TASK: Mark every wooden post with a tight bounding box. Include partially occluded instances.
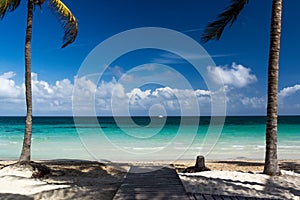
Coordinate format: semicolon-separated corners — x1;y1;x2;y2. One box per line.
194;155;206;172
183;155;209;173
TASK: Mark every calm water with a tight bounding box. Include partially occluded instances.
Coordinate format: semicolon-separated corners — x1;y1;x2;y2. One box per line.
0;116;299;161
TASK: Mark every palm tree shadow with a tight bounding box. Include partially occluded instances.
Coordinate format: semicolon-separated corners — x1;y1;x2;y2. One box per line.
279;161;300;173
180;171;298;200
31;160;127;200
213;160;264;167
0;193;33;200
264;175;300;198
0;160;128;199
212;160;300;173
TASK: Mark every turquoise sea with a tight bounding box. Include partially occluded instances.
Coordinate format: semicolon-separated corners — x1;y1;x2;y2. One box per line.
0;116;299;162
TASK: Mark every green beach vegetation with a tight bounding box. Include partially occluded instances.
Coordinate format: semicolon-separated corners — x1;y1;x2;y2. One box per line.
201;0;282;176
0;0;78;165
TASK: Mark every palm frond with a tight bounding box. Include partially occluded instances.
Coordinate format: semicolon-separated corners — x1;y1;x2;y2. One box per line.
49;0;78;48
201;0;248;43
0;0;21;19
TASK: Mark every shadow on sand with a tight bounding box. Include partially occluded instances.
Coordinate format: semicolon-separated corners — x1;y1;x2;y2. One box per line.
180;172;298;200
0;160;127;200
213;160;300;173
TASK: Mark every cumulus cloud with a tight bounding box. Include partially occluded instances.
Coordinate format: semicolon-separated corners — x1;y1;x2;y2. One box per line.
0;72;74;114
278;84;300;114
0;71;212;115
123;87;212;116
207;63;257;88
1;70;299;116
0;72;22;98
34;78;73;111
227;84;300;114
279;84;300;97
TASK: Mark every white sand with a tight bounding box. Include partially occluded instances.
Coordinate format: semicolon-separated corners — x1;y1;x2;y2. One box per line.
0;176;70;195
179;170;300;200
0;164;71;195
0;160;299;199
0;160;128;200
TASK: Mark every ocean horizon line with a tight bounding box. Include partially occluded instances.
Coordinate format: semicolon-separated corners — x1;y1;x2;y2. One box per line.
0;115;300;117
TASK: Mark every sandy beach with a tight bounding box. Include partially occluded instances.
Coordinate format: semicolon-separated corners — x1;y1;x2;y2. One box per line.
176;160;300;200
0;159;299;199
0;160;129;200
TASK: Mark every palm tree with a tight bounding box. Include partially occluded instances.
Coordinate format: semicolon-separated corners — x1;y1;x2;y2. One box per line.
202;0;282;175
0;0;78;164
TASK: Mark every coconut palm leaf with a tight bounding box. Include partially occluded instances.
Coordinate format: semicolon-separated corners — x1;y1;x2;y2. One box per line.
201;0;248;43
0;0;21;19
49;0;78;48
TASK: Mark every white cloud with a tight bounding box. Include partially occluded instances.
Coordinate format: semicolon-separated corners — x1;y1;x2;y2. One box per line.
279;84;300;97
207;63;257;88
31;73;74;113
241;97;265;108
124;87;211;115
1;71;300;116
127;88;151;101
278;84;300;114
72;75;212;116
0;72;22;98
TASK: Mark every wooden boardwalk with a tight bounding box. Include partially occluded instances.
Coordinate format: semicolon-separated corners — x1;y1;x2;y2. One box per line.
187;193;275;200
113;165;277;200
113;165;190;199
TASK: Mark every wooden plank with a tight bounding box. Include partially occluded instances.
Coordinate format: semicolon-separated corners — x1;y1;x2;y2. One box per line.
191;193;276;200
113;165;190;200
212;195;224;200
220;195;233;200
114;165;276;200
114;194;189;199
193;193;206;200
186;193;196;200
236;197;247;200
202;194;215;200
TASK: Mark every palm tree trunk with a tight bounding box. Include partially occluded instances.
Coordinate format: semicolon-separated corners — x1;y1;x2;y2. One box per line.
19;0;33;163
263;0;282;176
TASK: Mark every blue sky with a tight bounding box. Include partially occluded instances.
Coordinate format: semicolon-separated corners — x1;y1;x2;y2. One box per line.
0;0;299;116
